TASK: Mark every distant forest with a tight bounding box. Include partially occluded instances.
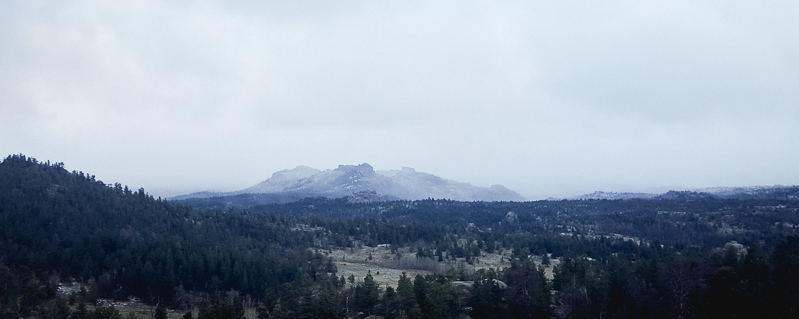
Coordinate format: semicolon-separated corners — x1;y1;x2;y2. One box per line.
2;154;799;319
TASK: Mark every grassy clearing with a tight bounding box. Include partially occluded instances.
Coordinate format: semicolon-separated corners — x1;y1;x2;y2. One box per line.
322;246;559;286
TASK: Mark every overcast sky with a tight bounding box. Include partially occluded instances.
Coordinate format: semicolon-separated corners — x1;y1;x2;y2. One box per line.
2;1;798;199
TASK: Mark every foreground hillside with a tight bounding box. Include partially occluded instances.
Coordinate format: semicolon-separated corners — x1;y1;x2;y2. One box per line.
0;155;337;317
3;154;799;319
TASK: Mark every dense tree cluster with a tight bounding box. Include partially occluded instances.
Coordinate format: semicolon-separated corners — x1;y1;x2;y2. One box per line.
0;155;334;314
245;195;799;248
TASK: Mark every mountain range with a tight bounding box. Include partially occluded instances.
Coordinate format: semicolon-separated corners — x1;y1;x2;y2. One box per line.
172;163;526;202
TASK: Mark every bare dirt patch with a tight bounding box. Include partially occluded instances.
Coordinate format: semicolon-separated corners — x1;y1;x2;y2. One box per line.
334;261;432;288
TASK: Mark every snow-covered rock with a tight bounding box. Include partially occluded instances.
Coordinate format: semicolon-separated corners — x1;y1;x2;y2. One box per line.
176;163;525;202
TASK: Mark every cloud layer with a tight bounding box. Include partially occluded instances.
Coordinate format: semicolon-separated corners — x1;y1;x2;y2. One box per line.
2;1;798;198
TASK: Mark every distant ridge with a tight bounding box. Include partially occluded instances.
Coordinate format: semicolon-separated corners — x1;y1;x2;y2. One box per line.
172;163;525;203
567;185;799;201
570;191;658;200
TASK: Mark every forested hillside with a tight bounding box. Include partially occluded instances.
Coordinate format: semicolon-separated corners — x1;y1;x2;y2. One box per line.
3;154;799;319
185;191;799;251
0;155;337;317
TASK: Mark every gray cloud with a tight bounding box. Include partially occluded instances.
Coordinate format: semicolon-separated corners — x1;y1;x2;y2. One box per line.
1;1;798;199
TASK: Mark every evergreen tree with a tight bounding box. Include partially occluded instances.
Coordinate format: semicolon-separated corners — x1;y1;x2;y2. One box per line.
154;303;167;319
91;307;122;319
197;301;244;319
355;273;380;315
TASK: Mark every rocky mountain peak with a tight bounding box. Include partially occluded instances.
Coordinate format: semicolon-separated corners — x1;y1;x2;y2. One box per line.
176;164;526;202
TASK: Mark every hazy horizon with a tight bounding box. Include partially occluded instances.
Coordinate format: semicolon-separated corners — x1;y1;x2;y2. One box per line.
79;161;794;201
3;1;798;200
